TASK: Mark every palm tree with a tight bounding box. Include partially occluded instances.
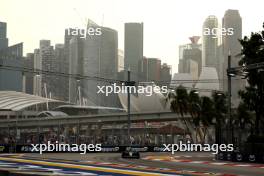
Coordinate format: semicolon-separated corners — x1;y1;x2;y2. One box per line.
239;23;264;135
200;96;215;143
236;103;253;129
211;92;227;144
238;87;258;134
188;90;202;143
235;102;254;146
166;88;228;144
166;86;193;141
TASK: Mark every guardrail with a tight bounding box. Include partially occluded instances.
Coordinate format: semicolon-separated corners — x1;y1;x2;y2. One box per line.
0;111;191;128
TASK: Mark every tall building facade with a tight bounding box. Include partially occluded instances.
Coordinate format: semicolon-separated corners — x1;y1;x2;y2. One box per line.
83;23;119;107
23;53;34;94
178;44;188;73
138;57;171;86
202;16;219;70
147;58;161;83
0;57;23;91
222;9;245;106
0;42;23;92
54;44;67;101
39;40;56;98
33;49;41;96
178;37;202;80
0;22;23;92
0;22;8;50
124;23;143;82
160;63;172;87
138;57;148;81
0;43;23;57
62;28;77;101
34;40;62;100
118;49;124;72
69;37;84;104
33;39;69;101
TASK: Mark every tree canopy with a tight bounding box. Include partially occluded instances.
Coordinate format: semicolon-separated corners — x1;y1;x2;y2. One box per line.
239;23;264;135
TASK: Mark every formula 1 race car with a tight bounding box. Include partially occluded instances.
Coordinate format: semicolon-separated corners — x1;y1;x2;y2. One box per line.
121;147;140;159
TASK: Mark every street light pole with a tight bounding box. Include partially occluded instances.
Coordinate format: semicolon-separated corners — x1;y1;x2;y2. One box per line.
226;57;264;143
227;53;233;144
77;79;81;106
127;69;131;145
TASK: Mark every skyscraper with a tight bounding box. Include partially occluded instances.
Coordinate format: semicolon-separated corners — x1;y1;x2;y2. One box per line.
69;37;84;103
202;16;219;70
0;22;8;50
0;43;23;57
0;43;23;92
55;43;67;101
222;9;245;106
147;58;161;83
160;63;172;87
138;57;171;86
118;49;124;72
63;28;76;101
33;49;41;96
34;40;62;99
83;22;119;107
39;40;56;98
124;23;143;82
138;56;148;81
178;37;202;79
0;22;23;92
0;57;23;91
23;53;34;94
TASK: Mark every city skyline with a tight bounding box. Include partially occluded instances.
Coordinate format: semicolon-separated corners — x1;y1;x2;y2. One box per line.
1;0;264;74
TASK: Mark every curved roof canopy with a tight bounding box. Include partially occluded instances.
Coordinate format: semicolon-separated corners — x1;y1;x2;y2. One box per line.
0;91;62;111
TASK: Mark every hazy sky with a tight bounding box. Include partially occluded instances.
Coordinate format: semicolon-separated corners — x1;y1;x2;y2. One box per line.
1;0;264;74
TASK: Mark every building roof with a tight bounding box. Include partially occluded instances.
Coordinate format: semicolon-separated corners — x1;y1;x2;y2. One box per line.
37;111;68;117
56;105;125;111
118;86;170;113
0;91;62;111
158;124;187;135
